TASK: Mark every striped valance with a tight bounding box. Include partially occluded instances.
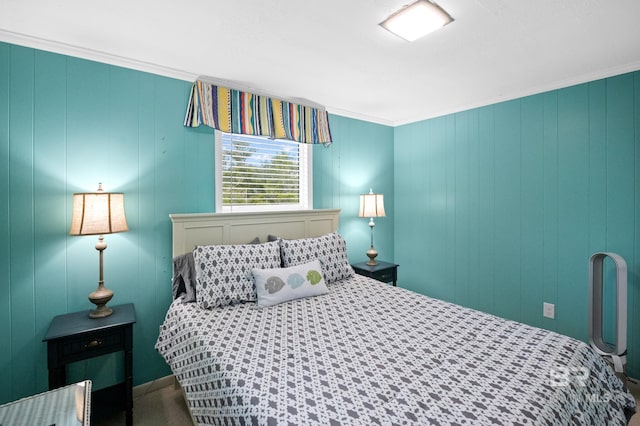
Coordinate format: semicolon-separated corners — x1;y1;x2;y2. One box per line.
184;80;332;145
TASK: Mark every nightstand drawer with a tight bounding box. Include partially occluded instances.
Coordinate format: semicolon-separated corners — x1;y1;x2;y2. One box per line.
351;261;399;286
372;269;395;282
60;329;125;360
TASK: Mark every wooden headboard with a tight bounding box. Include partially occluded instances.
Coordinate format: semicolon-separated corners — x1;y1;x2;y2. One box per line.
169;209;341;257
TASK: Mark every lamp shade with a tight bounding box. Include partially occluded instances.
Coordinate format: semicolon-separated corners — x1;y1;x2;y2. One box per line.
359;193;386;218
70;190;128;236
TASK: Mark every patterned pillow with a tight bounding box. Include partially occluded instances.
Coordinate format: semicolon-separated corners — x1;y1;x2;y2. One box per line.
253;259;329;307
193;241;281;309
279;232;354;284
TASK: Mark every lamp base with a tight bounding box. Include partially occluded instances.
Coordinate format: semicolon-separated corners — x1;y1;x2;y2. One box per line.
366;246;379;266
88;282;114;318
89;305;113;319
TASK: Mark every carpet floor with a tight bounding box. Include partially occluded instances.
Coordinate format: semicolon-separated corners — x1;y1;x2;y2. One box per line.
92;376;640;425
92;381;192;426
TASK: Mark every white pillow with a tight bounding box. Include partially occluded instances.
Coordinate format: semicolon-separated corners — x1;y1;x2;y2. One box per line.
252;259;329;307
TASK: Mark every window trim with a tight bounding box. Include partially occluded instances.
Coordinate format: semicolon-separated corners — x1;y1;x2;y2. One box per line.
214;131;313;213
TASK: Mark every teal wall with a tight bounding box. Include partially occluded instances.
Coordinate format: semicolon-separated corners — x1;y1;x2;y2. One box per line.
394;72;640;378
0;42;394;404
4;38;638;404
0;42;215;404
316;115;395;265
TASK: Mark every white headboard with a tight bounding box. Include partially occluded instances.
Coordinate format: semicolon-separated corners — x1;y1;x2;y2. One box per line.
169;209;341;257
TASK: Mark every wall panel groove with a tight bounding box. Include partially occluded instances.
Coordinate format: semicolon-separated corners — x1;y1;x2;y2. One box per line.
0;41;13;405
395;71;640;377
0;43;215;402
0;42;395;403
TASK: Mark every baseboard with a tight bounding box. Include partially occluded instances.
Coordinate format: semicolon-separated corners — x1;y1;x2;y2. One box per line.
132;375;175;400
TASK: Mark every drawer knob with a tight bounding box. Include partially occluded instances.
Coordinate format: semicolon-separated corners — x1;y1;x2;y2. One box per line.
84;339;102;349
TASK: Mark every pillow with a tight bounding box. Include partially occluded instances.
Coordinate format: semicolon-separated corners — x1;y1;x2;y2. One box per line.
279;232;354;284
193;241;281;309
172;237;261;303
172;252;196;302
253;259;329;307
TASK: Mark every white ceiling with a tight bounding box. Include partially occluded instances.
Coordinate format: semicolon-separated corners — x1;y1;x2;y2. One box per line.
2;0;640;126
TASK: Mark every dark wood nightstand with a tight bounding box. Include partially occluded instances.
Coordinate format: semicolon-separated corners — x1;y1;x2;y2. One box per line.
351;261;399;286
43;303;136;426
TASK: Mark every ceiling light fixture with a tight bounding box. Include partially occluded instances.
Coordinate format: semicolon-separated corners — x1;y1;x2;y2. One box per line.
380;0;454;42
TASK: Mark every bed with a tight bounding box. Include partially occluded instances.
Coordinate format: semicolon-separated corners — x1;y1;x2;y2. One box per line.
156;210;636;425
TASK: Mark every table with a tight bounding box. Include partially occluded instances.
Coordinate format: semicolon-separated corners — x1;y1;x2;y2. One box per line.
0;380;91;426
43;303;136;426
351;260;399;286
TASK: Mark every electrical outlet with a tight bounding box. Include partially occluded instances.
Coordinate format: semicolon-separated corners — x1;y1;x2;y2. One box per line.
543;302;555;319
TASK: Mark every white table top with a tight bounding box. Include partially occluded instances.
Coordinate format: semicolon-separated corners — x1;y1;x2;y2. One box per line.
0;380;91;426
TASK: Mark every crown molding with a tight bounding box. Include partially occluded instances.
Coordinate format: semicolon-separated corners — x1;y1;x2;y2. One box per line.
325;106;395;127
0;29;198;82
6;29;635;129
394;61;640;126
0;30;346;115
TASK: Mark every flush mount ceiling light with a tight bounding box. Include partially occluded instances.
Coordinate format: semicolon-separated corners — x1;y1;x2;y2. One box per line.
380;0;454;42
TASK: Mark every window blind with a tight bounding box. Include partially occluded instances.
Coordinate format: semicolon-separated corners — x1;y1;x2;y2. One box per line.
220;133;309;210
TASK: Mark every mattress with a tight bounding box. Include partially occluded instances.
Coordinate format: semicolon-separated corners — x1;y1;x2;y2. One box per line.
156;274;636;425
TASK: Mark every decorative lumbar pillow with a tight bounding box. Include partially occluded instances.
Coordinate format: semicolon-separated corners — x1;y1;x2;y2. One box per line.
193;241;281;309
252;259;329;307
279;232;354;284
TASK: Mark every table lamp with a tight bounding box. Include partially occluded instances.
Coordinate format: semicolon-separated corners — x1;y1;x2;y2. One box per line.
359;189;386;266
70;183;128;318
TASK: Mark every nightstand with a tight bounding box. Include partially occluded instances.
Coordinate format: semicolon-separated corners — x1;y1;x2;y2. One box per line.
43;303;136;426
351;261;399;286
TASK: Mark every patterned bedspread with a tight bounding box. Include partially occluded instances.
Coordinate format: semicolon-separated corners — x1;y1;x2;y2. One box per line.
156;275;636;425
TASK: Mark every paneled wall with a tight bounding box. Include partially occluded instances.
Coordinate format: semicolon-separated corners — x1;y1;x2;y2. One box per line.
4;38;637;404
394;72;640;377
0;42;395;404
0;42;217;404
315;115;395;265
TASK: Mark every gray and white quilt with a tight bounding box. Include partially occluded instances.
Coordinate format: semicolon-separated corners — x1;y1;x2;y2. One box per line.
156;274;636;425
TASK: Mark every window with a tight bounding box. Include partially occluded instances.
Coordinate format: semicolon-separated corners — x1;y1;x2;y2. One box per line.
215;132;312;212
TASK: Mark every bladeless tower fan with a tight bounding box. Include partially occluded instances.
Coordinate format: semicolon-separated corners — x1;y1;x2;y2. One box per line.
588;252;628;378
